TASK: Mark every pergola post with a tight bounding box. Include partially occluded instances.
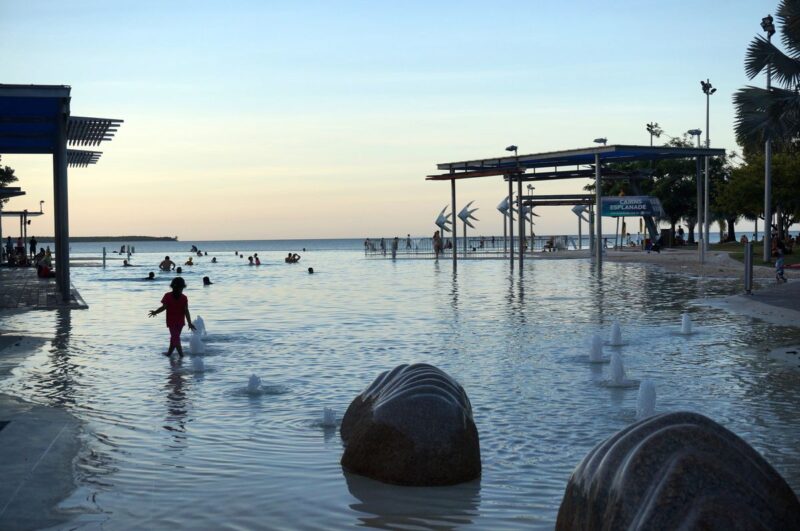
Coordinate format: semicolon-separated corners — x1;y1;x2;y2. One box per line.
697;156;704;263
595;153;602;265
508;175;514;267
517;175;523;269
53;98;70;301
450;177;457;269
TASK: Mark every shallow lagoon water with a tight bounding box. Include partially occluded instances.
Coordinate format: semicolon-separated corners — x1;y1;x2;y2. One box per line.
1;246;799;529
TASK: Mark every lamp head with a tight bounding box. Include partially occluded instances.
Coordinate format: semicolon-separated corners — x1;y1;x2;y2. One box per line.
505;145;518;153
701;79;716;95
761;14;775;36
593;137;607;145
687;129;702;136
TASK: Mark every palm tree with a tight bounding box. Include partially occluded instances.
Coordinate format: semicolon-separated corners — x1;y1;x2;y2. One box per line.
733;0;800;150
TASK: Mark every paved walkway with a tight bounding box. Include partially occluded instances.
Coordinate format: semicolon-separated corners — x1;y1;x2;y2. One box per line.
0;268;86;310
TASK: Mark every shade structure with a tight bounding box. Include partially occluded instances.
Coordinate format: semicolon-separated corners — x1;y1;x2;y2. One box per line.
426;143;728;268
431;144;727;176
0;84;122;302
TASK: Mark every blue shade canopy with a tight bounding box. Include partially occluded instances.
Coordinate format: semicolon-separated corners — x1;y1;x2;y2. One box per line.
0;85;122;164
0;85;70;154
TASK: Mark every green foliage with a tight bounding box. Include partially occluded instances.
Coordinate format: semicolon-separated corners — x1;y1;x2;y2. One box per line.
722;150;800;232
0;156;18;206
734;0;800;150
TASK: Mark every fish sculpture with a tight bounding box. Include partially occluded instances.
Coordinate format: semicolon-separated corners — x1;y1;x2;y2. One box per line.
457;201;479;229
435;206;452;233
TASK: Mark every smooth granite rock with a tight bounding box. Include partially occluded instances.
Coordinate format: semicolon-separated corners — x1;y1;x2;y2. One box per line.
556;411;800;530
340;363;481;486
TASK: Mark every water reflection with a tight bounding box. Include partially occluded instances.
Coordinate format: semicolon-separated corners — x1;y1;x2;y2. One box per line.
345;472;480;530
164;361;189;450
34;309;81;408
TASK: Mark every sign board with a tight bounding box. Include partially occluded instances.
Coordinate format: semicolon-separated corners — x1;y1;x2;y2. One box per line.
601;196;664;218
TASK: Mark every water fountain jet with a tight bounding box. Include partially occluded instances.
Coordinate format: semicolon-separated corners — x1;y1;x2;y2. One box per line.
610;321;623;346
680;313;692;335
610;351;625;385
636;379;656;419
589;334;605;363
322;407;337;428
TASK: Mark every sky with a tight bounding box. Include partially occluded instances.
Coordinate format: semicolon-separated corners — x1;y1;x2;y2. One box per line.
0;0;778;240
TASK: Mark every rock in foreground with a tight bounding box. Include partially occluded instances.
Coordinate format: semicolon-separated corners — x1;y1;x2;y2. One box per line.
340;363;480;486
556;411;800;530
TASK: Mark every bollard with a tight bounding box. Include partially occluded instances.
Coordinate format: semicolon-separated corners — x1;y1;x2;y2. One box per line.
102;246;106;268
744;241;753;295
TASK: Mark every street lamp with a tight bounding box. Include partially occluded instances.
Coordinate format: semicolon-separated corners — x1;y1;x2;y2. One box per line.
593;137;607;146
701;79;716;252
646;122;663;146
762;14;776;262
687;129;702;146
687;129;703;255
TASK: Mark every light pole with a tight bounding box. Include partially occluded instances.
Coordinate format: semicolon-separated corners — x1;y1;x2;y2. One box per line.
762;14;775;262
688;129;703;259
646;122;663;146
701;79;716;253
527;184;534;248
505;145;518;265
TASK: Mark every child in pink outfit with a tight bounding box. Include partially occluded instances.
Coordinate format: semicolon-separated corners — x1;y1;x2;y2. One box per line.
149;277;195;356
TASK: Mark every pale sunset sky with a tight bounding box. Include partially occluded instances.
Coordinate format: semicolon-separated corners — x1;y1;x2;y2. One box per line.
1;1;776;240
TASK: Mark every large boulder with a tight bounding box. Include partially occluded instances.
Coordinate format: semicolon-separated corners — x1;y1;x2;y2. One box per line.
556;411;800;530
340;363;481;486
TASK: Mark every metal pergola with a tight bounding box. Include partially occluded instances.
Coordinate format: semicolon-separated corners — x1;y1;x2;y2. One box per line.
0;84;122;300
427;144;726;269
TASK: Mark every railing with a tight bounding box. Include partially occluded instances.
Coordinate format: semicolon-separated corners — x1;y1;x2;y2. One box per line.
363;236;598;258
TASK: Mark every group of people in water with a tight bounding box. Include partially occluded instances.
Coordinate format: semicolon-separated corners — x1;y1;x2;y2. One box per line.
148;247;313;356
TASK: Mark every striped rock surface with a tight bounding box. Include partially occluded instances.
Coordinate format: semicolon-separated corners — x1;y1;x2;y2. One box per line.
340;363;481;486
556;411;800;530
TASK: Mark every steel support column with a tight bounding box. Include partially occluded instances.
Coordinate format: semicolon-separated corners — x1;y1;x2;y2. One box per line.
697;156;704;263
508;176;514;267
53;99;70;301
450;177;457;270
595;153;602;265
517;176;523;269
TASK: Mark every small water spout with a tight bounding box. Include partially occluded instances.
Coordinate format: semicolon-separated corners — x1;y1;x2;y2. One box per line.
610;321;623;346
610;351;625;385
194;316;207;337
636;379;656;419
189;330;205;354
680;313;692;335
589;334;604;362
247;374;262;393
322;407;337;428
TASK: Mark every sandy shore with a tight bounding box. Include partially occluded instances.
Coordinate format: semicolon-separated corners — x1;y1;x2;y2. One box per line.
0;334;83;531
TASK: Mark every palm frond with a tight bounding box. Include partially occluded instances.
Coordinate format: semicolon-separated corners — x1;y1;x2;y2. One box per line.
734;85;800;147
777;0;800;53
745;35;800;86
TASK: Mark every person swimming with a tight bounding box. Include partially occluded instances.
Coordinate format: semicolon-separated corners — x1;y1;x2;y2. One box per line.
248;256;254;266
285;252;301;264
145;271;155;280
308;267;314;274
176;266;183;274
211;257;217;263
185;257;194;266
159;256;176;271
203;276;213;286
